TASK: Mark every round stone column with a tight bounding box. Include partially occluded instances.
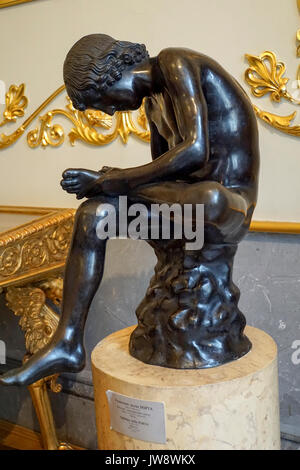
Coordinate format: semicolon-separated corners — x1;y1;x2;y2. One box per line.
91;325;280;450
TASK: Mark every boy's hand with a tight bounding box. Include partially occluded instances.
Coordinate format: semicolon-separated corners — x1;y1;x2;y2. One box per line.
61;167;125;199
84;168;129;198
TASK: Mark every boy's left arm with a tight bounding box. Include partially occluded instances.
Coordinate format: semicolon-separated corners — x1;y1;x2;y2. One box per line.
85;50;210;197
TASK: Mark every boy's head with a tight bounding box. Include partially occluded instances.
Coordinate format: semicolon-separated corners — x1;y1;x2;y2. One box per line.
63;34;149;112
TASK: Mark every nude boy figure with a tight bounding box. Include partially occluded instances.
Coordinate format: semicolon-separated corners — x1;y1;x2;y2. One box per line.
0;34;259;385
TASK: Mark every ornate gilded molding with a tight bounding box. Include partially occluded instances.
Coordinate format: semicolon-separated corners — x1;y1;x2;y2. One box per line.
0;208;75;287
0;84;150;150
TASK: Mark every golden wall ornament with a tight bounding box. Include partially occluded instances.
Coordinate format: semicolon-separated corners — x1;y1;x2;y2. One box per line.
244;2;300;137
244;50;300;137
0;83;28;127
0;84;150;150
245;51;299;104
0;1;298;146
252;106;300;137
0;85;65;150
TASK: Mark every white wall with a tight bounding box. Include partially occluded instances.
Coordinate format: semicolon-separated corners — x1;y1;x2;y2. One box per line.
0;0;299;221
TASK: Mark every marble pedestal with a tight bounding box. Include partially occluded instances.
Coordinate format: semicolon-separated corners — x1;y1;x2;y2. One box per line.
91;325;280;450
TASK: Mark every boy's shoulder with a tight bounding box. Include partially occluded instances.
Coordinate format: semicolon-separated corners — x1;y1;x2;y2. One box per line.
157;48;203;80
158;47;201;63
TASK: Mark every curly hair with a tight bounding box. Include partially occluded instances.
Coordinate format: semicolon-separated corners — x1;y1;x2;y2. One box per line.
63;34;149;110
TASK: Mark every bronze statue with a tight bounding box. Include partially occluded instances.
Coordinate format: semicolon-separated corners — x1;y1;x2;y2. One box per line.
0;34;259;386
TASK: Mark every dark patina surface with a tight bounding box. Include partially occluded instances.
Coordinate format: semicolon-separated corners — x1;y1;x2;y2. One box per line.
1;34;259;385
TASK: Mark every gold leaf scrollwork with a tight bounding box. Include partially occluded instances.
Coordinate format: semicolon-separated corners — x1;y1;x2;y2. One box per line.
253;106;300;137
27;112;65;148
244;51;300;136
243;2;300;137
37;278;63;306
0;209;75;282
0;83;150;150
47;374;62;394
6;278;63;356
0;84;65;149
1;4;298;148
245;51;298;104
6;285;59;355
46;220;73;259
0;245;22;276
0;83;28;127
22;239;48;269
84;108;113;129
58;97;150;148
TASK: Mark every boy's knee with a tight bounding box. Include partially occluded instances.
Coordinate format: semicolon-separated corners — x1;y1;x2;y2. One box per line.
77;199;94;218
204;185;230;224
75;198;105;232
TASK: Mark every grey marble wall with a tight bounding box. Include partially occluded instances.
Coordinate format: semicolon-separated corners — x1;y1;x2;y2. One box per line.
1;232;300;449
